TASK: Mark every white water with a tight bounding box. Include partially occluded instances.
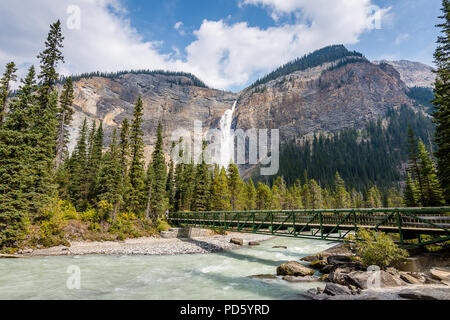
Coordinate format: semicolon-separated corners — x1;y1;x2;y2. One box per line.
216;101;237;168
0;237;336;300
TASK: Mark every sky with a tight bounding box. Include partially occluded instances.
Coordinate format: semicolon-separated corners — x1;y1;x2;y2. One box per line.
0;0;442;92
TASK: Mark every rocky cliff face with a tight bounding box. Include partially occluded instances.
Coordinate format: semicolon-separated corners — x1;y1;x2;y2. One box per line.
234;60;412;141
67;73;237;157
373;60;435;88
67;53;425;158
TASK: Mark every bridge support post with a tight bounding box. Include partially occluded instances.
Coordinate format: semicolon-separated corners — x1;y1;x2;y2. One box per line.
397;211;404;246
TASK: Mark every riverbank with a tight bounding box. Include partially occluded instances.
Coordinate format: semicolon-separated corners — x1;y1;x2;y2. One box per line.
8;233;273;257
297;244;450;300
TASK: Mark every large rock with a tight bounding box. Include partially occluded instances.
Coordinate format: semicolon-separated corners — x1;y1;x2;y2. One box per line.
277;262;315;277
230;238;244;246
430;267;450;284
344;270;404;290
310;260;327;270
323;283;352;296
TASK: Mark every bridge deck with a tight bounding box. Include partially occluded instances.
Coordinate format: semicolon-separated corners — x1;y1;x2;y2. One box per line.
168;208;450;248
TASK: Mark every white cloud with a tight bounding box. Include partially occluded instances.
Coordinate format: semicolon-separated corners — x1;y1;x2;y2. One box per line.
0;0;390;91
174;21;185;35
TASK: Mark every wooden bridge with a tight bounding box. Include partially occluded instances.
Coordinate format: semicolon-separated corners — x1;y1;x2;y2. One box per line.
168;207;450;248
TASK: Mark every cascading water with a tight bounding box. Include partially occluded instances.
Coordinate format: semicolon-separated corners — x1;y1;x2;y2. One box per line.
216;101;237;168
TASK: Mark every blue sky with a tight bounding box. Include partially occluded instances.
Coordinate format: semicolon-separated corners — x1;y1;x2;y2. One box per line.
0;0;443;92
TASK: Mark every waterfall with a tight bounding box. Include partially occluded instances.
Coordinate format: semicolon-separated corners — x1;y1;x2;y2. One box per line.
216;101;237;168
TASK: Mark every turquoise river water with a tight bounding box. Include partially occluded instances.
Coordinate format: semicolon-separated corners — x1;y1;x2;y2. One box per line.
0;237;336;300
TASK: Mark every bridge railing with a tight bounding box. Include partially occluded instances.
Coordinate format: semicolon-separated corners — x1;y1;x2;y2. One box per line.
168;208;450;245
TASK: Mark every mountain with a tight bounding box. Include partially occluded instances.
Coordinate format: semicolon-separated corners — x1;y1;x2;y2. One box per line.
66;71;237;156
235;47;413;142
373;60;435;88
65;45;434;189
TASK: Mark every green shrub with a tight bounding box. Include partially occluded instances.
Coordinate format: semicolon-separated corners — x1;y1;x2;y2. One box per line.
349;229;409;269
155;219;171;233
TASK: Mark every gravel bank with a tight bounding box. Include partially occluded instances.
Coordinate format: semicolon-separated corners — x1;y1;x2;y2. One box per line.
25;233;273;257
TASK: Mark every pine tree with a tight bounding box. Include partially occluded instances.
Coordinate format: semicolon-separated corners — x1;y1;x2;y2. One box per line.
166;152;176;211
309;179;323;209
366;186;382;208
334;172;351;208
256;182;272;210
404;173;418;207
55;77;74;169
244;179;257;210
95;128;122;219
31;20;65;214
433;0;450;203
407;126;425;204
126;96;146;214
192;143;212;211
227;163;245;210
211;167;231;211
150;122;167;219
0;62;17;125
0;66;37;247
417;140;445;206
87;121;104;201
69;118;89;210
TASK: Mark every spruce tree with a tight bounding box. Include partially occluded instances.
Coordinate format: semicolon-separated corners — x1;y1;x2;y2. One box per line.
150;122;168;219
55;77;74;169
166;156;176;211
0;67;37;247
417;140;445;206
95;128;122;219
334;172;351;208
227;163;245;210
256;182;272;210
69;118;89;210
244;179;257;210
433;0;450;203
404;173;418;207
211;167;232;211
87;121;104;200
192;148;212;212
126;96;146;214
31;20;65;213
0;62;17;125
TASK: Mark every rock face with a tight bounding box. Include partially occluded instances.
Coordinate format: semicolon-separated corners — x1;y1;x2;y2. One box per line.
67;73;237;157
65;50;427;160
234;60;412;142
277;261;315;277
373;60;435;88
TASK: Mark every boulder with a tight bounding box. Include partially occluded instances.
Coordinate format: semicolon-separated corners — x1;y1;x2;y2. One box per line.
344;270;404;290
321;264;336;274
310;260;327;270
249;242;260;246
327;255;352;265
323;283;352;296
248;274;278;280
277;261;315;277
400;273;425;285
273;246;287;249
307;287;324;296
230;238;243;246
301;255;318;262
430;267;450;283
283;276;319;283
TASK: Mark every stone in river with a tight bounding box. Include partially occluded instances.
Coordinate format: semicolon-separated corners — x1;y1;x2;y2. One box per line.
277;261;315;277
230;238;243;245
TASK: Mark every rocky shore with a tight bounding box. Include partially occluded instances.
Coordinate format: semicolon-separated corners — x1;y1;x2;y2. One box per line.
274;243;450;300
5;232;273;257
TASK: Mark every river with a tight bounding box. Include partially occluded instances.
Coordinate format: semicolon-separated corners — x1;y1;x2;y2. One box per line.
0;237;336;300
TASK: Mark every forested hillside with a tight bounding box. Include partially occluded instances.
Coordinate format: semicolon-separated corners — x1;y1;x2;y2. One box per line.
265;105;435;192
